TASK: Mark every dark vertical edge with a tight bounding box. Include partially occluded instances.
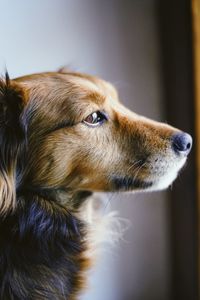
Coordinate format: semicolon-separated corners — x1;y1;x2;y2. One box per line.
156;0;198;300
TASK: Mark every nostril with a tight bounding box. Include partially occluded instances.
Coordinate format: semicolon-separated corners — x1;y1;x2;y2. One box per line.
172;132;192;155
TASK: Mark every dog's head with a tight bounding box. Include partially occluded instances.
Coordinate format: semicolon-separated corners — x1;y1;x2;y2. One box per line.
0;71;192;213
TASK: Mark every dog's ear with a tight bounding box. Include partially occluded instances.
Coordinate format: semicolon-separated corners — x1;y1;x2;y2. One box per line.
0;72;25;215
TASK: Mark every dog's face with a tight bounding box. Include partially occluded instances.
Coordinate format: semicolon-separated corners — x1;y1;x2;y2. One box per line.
14;71;191;193
0;71;192;213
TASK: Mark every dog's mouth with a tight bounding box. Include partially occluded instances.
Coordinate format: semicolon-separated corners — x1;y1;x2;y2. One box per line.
110;150;189;192
112;176;153;191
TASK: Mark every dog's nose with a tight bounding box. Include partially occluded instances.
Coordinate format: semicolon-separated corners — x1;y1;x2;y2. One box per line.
172;132;192;155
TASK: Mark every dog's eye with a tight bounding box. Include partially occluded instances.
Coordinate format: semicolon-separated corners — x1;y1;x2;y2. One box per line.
83;111;108;126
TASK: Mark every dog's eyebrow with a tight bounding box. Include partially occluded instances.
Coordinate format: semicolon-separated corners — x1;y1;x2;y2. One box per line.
68;77;106;103
83;91;106;105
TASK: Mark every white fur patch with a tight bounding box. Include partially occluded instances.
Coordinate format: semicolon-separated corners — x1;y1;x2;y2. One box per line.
78;193;130;256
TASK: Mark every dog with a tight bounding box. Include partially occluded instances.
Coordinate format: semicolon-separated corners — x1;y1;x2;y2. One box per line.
0;70;192;299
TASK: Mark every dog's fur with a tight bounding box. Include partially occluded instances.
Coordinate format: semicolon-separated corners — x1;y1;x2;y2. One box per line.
0;70;191;299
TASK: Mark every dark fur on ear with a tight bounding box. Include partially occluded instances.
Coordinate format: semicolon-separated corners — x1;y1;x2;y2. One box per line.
0;72;25;215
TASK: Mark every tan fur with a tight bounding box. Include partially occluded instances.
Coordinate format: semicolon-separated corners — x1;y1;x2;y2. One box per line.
0;77;26;215
0;70;189;299
0;168;16;215
14;71;185;196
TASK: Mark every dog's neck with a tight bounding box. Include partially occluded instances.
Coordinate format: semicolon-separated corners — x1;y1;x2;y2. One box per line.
0;193;91;299
18;186;93;210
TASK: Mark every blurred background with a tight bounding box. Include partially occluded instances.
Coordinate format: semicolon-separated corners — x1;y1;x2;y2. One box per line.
0;0;198;300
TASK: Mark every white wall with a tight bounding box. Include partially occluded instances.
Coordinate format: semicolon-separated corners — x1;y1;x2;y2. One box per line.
0;1;171;299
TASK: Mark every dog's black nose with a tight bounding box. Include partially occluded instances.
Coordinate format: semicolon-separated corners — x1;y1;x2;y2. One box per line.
172;132;192;155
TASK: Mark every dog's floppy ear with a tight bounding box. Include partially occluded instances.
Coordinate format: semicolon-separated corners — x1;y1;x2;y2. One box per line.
0;72;25;215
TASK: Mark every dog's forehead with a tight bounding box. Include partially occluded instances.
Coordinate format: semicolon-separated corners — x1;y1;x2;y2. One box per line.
66;75;120;106
15;72;122;127
68;76;99;92
16;72;119;106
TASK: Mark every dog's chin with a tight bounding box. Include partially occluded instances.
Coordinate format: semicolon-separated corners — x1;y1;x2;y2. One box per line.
112;157;187;192
111;170;180;193
148;170;180;192
148;159;187;192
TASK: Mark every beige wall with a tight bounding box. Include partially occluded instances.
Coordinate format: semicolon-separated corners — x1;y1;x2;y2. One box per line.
0;1;171;299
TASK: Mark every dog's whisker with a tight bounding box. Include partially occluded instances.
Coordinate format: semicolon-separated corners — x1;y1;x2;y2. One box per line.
127;159;143;172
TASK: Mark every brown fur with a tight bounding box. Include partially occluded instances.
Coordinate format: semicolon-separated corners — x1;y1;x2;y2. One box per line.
0;70;191;299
